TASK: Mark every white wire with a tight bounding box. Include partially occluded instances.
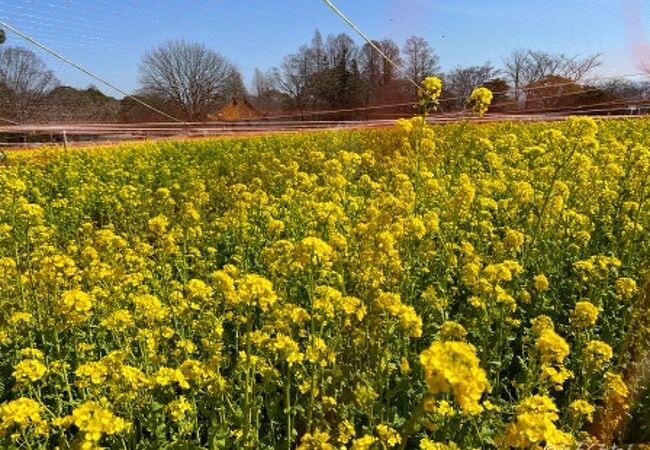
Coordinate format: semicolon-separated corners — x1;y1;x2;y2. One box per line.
321;0;420;89
0;116;19;125
0;19;184;123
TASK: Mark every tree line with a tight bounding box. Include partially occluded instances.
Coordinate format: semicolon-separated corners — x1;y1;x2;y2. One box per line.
1;29;649;123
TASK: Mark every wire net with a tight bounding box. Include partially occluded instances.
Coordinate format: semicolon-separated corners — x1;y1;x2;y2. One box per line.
0;0;649;143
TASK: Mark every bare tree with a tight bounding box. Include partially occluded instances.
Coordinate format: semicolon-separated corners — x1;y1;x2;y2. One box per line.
252;68;275;98
250;67;286;112
360;39;401;87
598;78;650;100
503;49;600;103
503;50;528;103
277;31;336;108
443;63;499;110
359;42;382;89
326;33;358;70
138;39;244;121
359;39;403;106
562;53;601;80
279;45;313;109
402;36;440;95
310;30;328;73
277;31;364;112
377;39;402;86
0;46;58;122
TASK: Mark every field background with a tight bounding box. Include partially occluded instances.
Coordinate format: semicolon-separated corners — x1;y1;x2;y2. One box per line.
0;117;649;448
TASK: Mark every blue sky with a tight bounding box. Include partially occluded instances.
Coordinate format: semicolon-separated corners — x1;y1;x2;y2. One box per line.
1;0;649;97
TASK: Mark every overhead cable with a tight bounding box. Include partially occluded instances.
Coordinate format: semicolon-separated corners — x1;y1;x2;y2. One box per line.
0;19;184;123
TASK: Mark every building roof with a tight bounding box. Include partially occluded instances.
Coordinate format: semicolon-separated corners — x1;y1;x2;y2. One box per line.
208;97;261;121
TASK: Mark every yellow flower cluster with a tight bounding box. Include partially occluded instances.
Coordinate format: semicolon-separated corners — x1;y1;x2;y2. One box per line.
614;277;637;299
56;289;93;325
57;401;129;446
0;116;647;448
351;435;376;450
296;430;334;450
531;315;555;336
533;274;549;292
535;329;570;365
0;398;47;438
468;87;493;117
604;372;629;407
541;364;573;391
235;273;277;312
420;440;460;450
569;399;596;423
419;341;488;415
571;301;599;328
574;255;621;281
376;291;423;337
375;424;401;447
418;76;443;109
437;320;467;341
12;359;47;383
501;395;573;448
166;396;194;423
582;340;613;369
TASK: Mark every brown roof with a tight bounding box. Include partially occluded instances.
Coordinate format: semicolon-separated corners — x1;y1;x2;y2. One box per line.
208;97;261;121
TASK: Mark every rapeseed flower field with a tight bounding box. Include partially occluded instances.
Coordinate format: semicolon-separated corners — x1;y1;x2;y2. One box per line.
0;114;649;448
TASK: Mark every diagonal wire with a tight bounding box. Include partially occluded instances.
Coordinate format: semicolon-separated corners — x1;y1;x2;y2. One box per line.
321;0;420;90
0;19;184;123
235;72;648;121
0;116;18;125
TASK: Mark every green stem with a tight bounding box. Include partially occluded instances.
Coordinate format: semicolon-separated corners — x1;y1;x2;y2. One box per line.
398;395;426;450
286;364;292;450
243;322;252;446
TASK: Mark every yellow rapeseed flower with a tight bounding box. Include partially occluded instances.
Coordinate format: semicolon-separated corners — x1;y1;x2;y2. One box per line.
236;274;277;312
100;309;133;332
531;315;554;336
571;301;599;328
56;289;93;325
604;372;629;407
468;87;493;117
419;341;488;415
295;237;334;268
500;395;573;448
533;274;549;292
351;435;377;450
0;398;47;437
154;367;190;389
569;399;595;423
75;361;109;387
614;277;637;299
147;214;169;235
12;359;47;383
420;440;460;450
166;396;194;423
67;401;129;443
376;291;423;337
438;321;467;341
541;364;573;391
418;76;443;111
582;340;613;369
296;430;334;450
17;348;44;360
503;228;525;253
535;329;570;365
375;424;401;447
337;420;355;444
